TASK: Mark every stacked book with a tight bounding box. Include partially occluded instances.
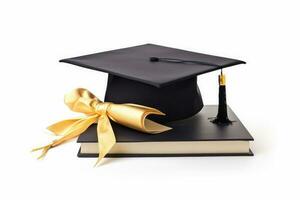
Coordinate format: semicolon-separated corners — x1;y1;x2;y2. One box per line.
78;106;253;157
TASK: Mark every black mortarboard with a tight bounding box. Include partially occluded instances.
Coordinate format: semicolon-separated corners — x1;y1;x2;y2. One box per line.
60;44;245;122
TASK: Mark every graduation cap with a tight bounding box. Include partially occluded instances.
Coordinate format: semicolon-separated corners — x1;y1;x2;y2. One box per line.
60;44;245;124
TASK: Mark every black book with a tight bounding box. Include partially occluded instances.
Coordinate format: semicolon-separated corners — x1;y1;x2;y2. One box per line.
77;105;253;157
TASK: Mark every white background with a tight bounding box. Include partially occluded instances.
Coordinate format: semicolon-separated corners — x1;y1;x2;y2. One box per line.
1;0;299;199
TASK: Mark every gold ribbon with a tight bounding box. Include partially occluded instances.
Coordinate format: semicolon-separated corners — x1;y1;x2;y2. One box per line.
32;88;171;166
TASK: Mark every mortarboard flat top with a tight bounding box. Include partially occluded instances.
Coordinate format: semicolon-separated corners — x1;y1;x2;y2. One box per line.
60;44;245;88
60;44;246;122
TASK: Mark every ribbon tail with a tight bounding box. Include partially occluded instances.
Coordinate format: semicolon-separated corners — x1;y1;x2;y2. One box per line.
31;144;52;159
94;114;116;166
47;118;83;136
32;115;98;159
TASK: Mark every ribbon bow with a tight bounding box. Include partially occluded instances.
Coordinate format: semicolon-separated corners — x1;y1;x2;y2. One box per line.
32;88;171;165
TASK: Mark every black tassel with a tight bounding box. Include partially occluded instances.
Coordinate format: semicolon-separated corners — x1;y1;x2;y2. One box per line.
211;70;233;125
